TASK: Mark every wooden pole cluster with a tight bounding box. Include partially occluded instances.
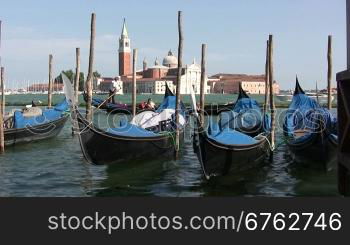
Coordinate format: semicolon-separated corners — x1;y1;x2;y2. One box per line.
48;54;53;107
132;49;137;117
0;67;4;154
327;35;332;110
74;48;80;104
199;44;206;125
174;11;183;158
268;34;275;150
263;40;270;115
86;13;96;122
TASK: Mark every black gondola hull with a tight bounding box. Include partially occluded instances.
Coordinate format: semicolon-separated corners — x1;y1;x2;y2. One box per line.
4;115;69;146
286;132;337;165
77;113;177;165
193;128;270;178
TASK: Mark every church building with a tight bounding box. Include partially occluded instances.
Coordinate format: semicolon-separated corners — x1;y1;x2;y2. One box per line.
118;19;209;95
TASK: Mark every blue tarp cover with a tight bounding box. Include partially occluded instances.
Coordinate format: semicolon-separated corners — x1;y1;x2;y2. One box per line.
156;96;186;113
219;97;266;131
233;98;261;113
107;123;160;137
208;121;258;145
14;100;68;129
53;100;69;112
284;94;335;137
92;98;103;107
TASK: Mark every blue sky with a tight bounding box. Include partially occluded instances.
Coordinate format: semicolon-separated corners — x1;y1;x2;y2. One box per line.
0;0;347;89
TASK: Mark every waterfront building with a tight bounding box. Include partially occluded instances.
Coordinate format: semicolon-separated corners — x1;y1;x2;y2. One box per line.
97;77;123;94
27;83;63;93
208;73;280;94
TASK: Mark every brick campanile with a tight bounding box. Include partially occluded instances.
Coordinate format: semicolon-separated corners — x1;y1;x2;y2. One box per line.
118;18;131;76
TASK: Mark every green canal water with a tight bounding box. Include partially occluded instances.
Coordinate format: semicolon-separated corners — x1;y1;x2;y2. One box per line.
1;93;292;107
0;97;338;197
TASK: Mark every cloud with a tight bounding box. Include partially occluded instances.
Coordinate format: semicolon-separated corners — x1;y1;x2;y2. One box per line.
1;34;122;81
3;38;88;60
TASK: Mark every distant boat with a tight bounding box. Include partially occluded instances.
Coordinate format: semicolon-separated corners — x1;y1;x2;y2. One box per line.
277;91;334;104
283;78;337;166
83;91;129;112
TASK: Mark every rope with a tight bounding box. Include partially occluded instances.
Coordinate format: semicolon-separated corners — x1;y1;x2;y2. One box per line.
77;88;123;134
156;130;177;149
254;133;275;152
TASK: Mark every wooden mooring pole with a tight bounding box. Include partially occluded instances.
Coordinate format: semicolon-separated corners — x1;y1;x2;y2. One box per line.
0;21;4;154
0;21;3;117
71;48;81;136
263;40;270;116
74;47;80;104
0;20;2;66
1;67;4;122
0;67;4;154
200;44;206;125
337;0;350;196
86;13;96;122
268;34;275;151
174;11;183;159
327;35;332;110
132;48;137;117
48;54;53;107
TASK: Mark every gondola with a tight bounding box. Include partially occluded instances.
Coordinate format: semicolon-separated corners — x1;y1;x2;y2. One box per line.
82;91;128;112
105;89;175;115
218;85;268;136
3;100;69;146
65;76;186;165
192;84;270;179
83;91;157;114
283;78;338;165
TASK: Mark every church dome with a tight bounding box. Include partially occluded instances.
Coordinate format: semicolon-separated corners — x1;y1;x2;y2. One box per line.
162;50;178;68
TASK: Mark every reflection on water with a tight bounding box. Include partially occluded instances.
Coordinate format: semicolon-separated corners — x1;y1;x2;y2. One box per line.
0;108;338;197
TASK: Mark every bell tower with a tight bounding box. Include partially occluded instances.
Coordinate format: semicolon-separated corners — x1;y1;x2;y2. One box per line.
118;18;131;76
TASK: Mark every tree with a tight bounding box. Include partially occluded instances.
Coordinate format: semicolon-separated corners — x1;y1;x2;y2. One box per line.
78;72;85;91
62;70;74;82
93;71;101;78
55;69;101;91
55;70;74;84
